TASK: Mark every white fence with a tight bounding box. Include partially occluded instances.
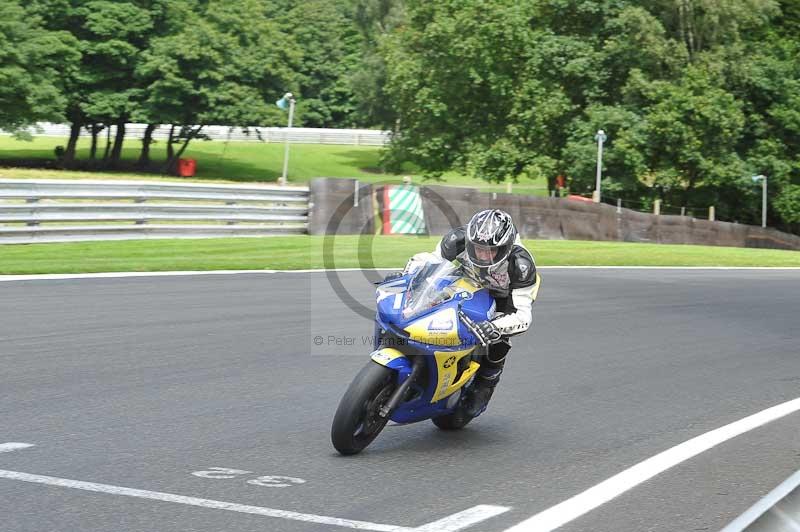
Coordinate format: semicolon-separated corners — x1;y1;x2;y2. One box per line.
2;123;391;146
0;179;309;244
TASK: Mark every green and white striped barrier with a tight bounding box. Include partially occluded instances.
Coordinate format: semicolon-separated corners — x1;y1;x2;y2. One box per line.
382;185;426;234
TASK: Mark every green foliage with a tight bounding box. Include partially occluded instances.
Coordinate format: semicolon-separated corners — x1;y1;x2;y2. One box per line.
382;0;800;233
77;1;154;122
0;1;79;131
349;0;405;127
277;0;363;127
4;0;800;234
775;184;800;224
138;0;298;128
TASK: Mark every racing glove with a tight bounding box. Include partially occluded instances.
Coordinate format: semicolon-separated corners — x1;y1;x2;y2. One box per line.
459;311;503;346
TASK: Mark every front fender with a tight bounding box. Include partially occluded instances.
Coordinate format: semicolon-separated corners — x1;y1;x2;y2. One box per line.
370;348;411;372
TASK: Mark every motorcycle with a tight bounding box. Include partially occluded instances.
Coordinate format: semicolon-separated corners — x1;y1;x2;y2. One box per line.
331;257;497;455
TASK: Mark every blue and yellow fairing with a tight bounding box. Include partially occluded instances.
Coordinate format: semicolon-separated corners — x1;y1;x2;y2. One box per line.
370;274;493;423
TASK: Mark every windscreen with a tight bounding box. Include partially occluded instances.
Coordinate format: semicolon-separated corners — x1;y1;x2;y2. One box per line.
401;259;464;320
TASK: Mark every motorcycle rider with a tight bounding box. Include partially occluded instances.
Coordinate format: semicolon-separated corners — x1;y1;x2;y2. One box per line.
401;209;539;417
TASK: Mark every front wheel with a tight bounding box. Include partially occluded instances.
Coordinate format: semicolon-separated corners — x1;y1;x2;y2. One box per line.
331;362;395;455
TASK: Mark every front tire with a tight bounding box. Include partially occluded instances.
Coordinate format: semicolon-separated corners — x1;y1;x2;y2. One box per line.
331;362;395;455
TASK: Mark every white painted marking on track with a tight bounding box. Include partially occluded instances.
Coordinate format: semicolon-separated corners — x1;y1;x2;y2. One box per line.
191;467;251;479
0;462;508;531
0;268;370;282
503;397;800;532
0;266;798;282
0;270;286;282
413;505;511;531
721;469;800;532
0;443;34;453
0;469;409;531
538;266;800;270
247;475;306;488
191;467;307;487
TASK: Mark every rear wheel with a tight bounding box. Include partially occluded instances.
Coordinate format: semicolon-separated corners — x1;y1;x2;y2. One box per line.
331;362;395;455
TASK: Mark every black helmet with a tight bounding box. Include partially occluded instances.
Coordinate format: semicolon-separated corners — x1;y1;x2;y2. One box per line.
465;209;517;269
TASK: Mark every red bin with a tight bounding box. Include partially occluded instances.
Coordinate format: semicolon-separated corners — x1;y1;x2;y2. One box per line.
177;158;197;177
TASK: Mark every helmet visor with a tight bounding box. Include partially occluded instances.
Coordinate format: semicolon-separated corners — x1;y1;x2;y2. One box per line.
470;244;497;266
468;241;511;267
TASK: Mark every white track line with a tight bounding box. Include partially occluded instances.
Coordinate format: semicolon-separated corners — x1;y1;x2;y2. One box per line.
0;266;798;282
503;397;800;532
539;266;800;270
0;443;34;453
721;469;800;531
414;505;511;531
0;449;508;532
0;469;407;532
0;269;364;282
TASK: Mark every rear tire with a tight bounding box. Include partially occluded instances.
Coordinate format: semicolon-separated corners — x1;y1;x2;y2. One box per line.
331;362;395;455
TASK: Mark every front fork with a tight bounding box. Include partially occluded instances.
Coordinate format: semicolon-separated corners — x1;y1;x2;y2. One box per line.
378;355;424;418
372;322;382;350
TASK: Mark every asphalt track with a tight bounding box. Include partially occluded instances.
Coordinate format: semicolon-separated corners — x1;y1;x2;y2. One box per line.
1;268;799;532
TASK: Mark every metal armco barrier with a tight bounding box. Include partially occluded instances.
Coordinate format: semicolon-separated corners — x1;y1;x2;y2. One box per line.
0;179;309;244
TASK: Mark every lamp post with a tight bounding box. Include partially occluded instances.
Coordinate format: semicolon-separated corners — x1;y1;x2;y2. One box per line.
752;174;767;228
276;92;296;186
594;129;607;203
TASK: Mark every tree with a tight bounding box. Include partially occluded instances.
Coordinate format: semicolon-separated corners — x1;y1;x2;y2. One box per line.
27;0;158;166
645;0;780;59
381;0;800;233
563;104;649;197
137;0;300;172
80;1;156;167
349;0;405;127
624;65;746;210
775;184;800;226
381;0;623;182
276;0;363;128
0;1;78;134
383;0;545;177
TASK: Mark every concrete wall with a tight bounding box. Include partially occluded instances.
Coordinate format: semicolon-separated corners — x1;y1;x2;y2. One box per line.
308;178;374;236
309;178;800;251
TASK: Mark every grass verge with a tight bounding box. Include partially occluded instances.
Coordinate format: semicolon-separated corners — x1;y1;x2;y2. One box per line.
0;236;798;275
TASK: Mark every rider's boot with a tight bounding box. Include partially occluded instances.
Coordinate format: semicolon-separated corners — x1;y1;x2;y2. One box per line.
465;337;510;417
464;367;502;417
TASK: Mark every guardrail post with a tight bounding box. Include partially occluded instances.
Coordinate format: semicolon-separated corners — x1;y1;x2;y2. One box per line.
681;206;686;217
617;198;622;213
709;206;715;221
226;201;237;225
134;197;146;225
654;199;661;216
25;197;39;226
